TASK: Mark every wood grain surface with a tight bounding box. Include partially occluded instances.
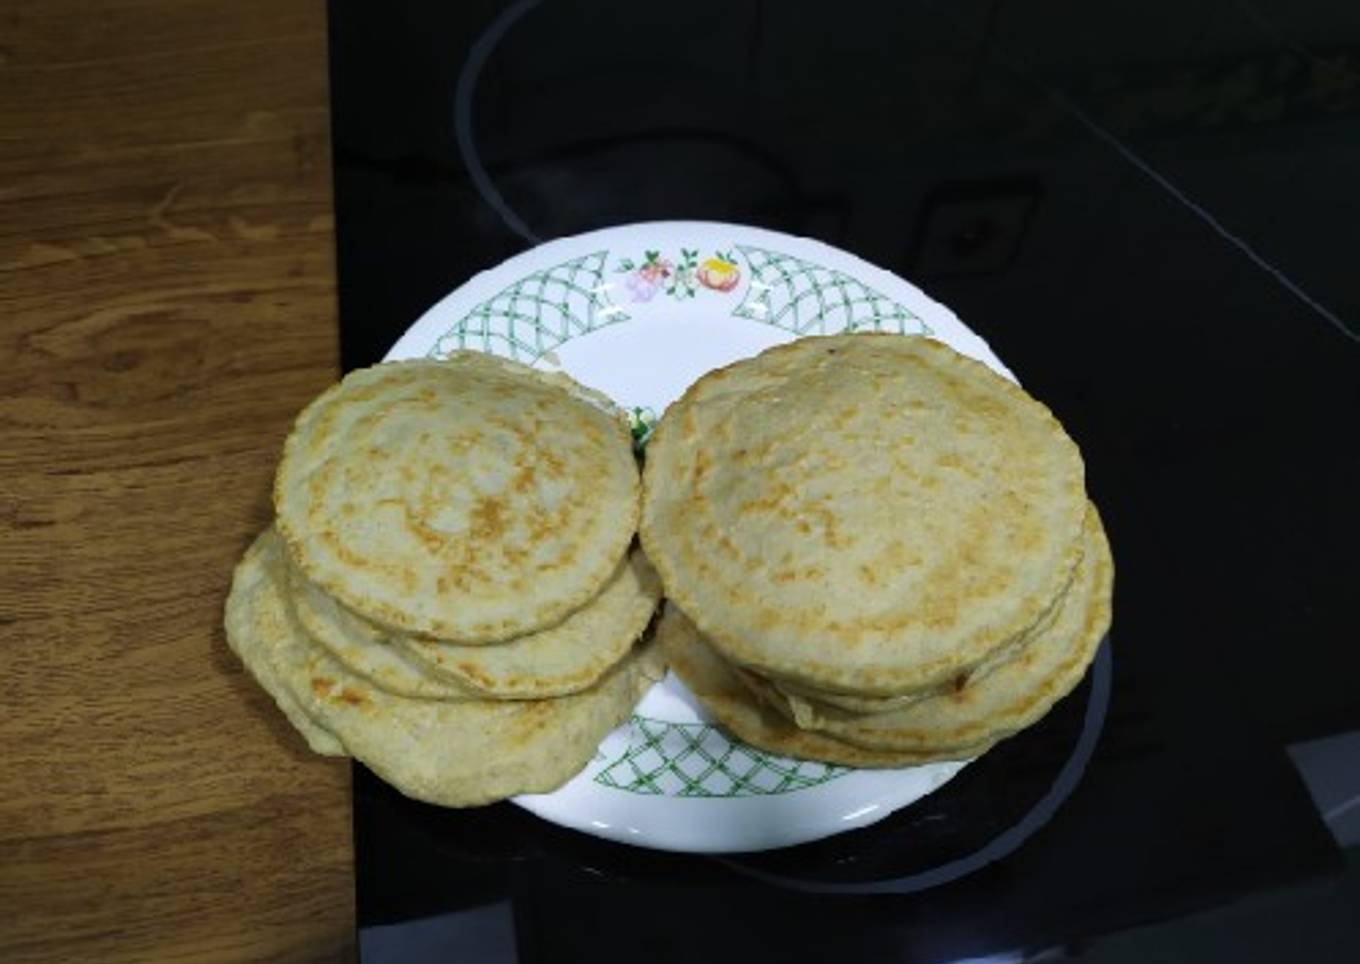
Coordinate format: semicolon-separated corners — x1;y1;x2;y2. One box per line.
0;1;354;960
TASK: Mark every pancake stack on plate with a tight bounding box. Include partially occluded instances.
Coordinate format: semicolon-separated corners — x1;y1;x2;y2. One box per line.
642;334;1113;766
225;354;663;806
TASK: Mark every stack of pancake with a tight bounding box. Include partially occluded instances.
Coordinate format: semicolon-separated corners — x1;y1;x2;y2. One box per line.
642;334;1113;766
225;354;663;806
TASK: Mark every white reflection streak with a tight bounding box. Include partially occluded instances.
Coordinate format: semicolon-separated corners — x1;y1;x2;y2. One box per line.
841;803;880;822
1041;82;1358;345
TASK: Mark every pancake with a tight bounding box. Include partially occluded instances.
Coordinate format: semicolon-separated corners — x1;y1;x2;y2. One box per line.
768;557;1074;720
224;532;346;757
291;549;662;700
741;504;1112;753
229;528;664;807
641;333;1087;695
394;550;660;698
287;560;482;701
659;604;991;768
274;353;640;643
769;678;935;717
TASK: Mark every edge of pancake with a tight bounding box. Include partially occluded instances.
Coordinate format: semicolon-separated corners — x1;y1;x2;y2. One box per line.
659;603;991;769
224;529;347;757
391;549;663;699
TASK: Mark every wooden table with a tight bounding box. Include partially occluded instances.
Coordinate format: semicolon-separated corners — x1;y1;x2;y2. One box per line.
1;1;353;959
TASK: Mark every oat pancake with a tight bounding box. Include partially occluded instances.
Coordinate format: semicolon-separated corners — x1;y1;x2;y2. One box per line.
275;353;639;643
659;604;991;768
642;333;1086;695
290;550;661;699
230;528;664;807
742;505;1112;753
768;560;1074;719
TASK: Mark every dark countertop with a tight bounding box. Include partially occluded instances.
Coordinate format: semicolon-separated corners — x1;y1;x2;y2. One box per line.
329;2;1360;961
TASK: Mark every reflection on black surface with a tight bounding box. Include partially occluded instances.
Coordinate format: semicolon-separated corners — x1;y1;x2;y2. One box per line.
331;0;1360;960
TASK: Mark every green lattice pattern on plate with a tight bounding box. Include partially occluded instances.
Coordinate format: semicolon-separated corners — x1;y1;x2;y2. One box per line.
427;251;628;362
732;244;933;337
595;715;851;797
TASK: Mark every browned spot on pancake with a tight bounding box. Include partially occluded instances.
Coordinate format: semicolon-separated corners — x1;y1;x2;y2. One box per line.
324;532;372;570
440;567;473;593
812;507;853;549
693;449;711;484
961;392;1007;419
540;448;566;479
737;480;794;516
503;418;535;445
310;677;335;698
512;462;536;492
857;564;879;587
469;496;507;541
455;662;493;687
507;701;557;745
526;506;565;542
832;405;858;429
713;529;741;559
405;521;447;554
339;687;368;706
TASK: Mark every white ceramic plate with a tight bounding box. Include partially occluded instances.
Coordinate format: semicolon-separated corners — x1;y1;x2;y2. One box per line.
386;221;1017;853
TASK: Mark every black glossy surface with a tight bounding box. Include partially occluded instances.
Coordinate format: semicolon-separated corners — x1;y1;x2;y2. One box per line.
330;1;1360;960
